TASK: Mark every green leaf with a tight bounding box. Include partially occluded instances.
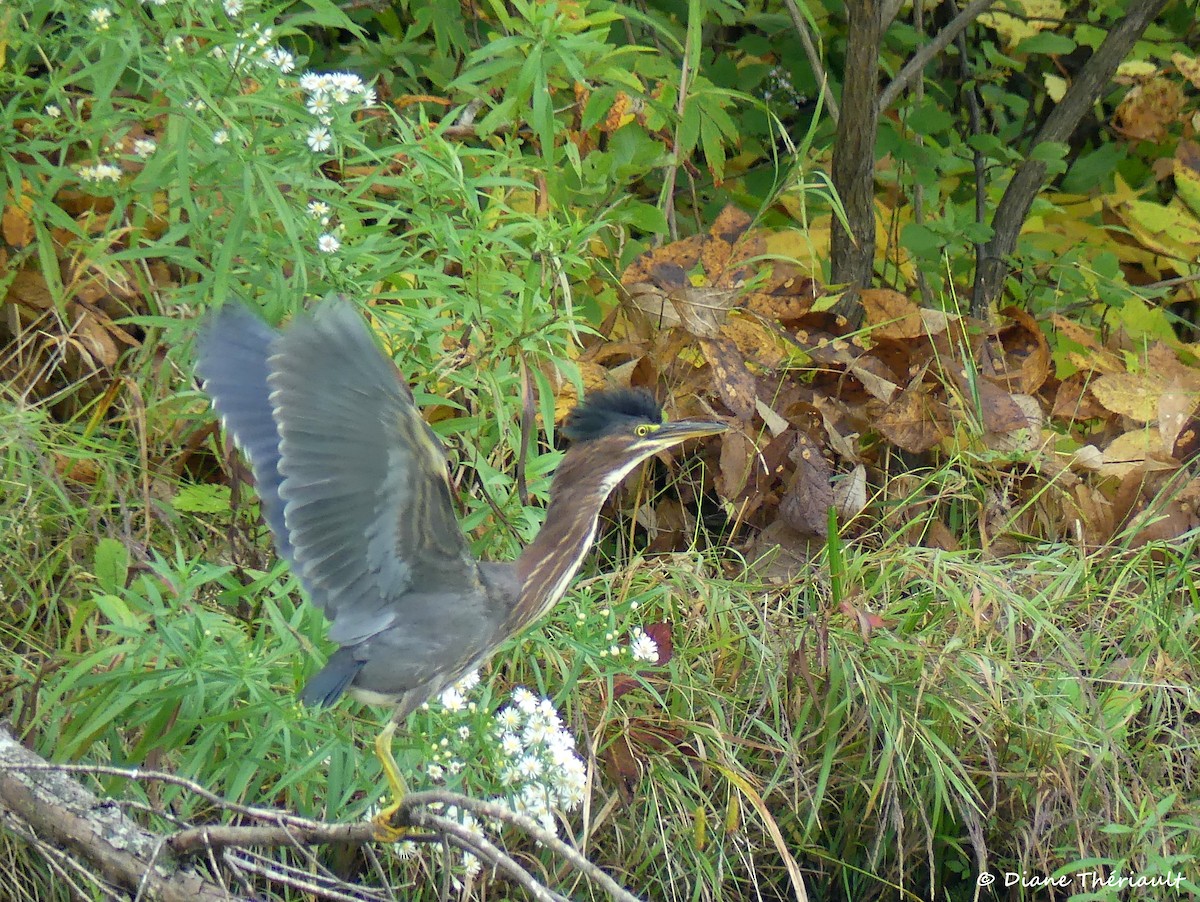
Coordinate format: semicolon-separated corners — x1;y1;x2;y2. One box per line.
900;222;945;258
93;538;129;594
94;593;147;633
906;103;955;136
1029;141;1068;164
172;483;233;514
678;102;701;157
622;200;668;234
700;116;727;180
1061;143;1126;194
1017;32;1076;54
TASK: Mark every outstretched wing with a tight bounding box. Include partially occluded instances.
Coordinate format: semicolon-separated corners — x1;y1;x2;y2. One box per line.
266;300;484;645
195;305;295;565
197;300;484;648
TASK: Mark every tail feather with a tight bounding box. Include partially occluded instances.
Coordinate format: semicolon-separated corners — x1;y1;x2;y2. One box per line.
300;647;364;707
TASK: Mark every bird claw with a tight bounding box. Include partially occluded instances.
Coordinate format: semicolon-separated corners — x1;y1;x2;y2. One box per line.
372;800;408;842
371;720;410;842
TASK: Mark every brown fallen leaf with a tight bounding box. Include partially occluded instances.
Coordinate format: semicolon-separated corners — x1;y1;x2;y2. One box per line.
860;287;924;340
779;433;832;536
833;463;867;520
3;198;34;248
699;337;758;420
996;307;1051;394
876;384;951;453
1052;373;1108;421
942;359;1028;434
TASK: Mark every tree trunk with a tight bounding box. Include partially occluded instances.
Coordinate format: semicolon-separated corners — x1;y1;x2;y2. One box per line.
972;0;1173;314
830;0;884;329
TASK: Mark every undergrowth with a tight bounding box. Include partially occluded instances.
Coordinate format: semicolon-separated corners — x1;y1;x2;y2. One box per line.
3;389;1198;901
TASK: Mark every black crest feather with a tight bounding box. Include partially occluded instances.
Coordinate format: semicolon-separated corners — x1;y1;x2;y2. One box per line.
563;388;662;442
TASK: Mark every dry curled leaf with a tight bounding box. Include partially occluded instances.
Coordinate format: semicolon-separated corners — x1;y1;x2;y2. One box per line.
779;433;832;536
876;385;951;453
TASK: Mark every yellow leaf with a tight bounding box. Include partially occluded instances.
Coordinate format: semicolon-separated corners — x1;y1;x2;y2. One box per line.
1090;371;1167;422
1113;198;1200;262
1172;51;1200;89
1044;74;1067;102
1175;156;1200;219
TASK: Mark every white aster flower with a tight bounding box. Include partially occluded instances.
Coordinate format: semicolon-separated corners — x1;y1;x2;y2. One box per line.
132;138;156;157
438;685;466;711
263;47;294;72
223;0;242;15
495;707;521;730
332;72;363;92
630;628;659;663
523;720;552;746
88;7;112;29
45;104;61;118
77;162;122;182
317;233;340;254
453;670;480;692
517;754;543;779
305;126;331;152
213;128;229;145
511;687;538;713
298;72;324;93
427;763;445;781
499;732;523;757
306;95;333;121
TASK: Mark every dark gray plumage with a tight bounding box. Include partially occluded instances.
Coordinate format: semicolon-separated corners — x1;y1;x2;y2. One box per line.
196;298;726;725
198;300;509;716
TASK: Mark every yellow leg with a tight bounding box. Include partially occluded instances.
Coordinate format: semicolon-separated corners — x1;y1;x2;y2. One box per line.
371;720;409;841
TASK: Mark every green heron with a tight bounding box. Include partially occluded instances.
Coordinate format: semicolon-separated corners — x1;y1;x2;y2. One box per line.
195;298;726;832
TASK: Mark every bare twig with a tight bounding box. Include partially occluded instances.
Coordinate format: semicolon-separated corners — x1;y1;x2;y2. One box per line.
0;734;642;901
782;0;839;124
879;0;997;112
0;727;239;902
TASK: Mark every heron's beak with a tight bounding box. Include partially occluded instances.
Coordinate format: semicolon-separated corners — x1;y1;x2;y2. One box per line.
654;418;729;445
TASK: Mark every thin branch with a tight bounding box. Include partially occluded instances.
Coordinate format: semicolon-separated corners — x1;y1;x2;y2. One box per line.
222;847;394;902
400;790;642;902
409;810;570;902
1;760;316;827
0;728;241;902
782;0;839;125
879;0;998;112
1;742;642;902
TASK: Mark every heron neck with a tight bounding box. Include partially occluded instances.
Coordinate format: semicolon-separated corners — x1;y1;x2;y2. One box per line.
513;486;605;629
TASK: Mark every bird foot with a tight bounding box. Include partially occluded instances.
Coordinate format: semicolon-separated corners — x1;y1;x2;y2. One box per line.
372;720;410;842
372;799;408;842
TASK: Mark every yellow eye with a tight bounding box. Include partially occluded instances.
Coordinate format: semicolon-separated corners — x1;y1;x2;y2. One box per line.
635;423;653;437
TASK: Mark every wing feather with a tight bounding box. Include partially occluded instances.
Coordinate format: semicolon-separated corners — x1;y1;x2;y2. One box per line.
195;306;296;565
266;300;484;645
